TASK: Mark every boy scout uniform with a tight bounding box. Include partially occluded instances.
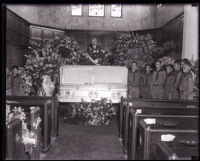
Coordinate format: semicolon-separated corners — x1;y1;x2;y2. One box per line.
11;75;22;96
141;73;152;98
178;72;194;100
164;72;175;99
128;70;141;98
171;70;182;99
151;70;166;99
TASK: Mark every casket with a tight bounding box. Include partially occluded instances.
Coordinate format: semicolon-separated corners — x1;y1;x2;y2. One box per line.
59;65;128;103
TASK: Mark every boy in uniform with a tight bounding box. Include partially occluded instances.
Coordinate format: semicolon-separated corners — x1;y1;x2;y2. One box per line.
178;59;194;100
151;61;166;99
128;62;141;98
171;60;182;99
164;64;175;99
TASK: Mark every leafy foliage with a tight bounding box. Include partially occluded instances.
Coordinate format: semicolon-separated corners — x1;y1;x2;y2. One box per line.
70;98;115;126
19;36;80;95
112;32;177;69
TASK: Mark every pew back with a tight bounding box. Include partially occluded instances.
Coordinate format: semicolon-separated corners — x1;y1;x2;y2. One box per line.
6;98;53;153
119;97;199;154
6;96;58;137
127;110;199;160
6;118;25;160
137;117;199;160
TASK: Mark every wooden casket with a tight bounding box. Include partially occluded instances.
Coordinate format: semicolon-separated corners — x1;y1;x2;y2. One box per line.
59;65;128;103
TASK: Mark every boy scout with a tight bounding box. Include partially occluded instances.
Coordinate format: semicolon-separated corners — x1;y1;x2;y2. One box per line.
128;62;141;98
164;64;175;99
151;61;166;99
10;65;22;96
141;64;153;98
171;60;182;99
178;59;194;100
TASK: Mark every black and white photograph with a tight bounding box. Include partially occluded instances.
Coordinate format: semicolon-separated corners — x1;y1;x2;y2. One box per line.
2;3;199;160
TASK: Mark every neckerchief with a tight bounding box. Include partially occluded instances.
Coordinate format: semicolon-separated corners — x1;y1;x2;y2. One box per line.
132;70;138;82
155;69;162;81
164;71;174;86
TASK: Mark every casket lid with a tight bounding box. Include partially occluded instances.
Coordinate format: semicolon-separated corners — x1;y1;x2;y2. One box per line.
60;65;128;86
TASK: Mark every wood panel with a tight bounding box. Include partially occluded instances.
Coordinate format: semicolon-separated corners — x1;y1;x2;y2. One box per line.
6;8;30;47
30;25;65;41
6;8;30;68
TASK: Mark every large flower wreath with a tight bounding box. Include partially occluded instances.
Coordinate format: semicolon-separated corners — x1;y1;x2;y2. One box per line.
19;36;80;95
112;32;177;70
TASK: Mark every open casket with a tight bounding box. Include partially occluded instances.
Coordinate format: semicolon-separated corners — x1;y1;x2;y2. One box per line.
59;65;128;103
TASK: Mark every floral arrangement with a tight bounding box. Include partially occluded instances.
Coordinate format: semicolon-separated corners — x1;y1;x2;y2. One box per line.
158;56;175;66
18;35;80;96
190;59;199;99
6;105;41;154
70;98;115;126
112;32;177;69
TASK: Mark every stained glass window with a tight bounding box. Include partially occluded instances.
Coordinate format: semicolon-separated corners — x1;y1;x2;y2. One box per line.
89;4;104;17
71;4;82;16
111;4;122;18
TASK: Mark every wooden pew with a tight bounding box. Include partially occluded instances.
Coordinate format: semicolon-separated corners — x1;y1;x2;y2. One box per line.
6;96;59;137
127;110;199;160
154;141;199;160
6;98;53;153
136;116;198;160
119;97;199;154
6;118;26;160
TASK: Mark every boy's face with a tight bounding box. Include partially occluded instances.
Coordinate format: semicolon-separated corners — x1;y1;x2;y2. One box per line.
166;66;173;74
174;63;181;71
13;68;18;76
181;61;185;69
156;62;161;71
183;64;191;73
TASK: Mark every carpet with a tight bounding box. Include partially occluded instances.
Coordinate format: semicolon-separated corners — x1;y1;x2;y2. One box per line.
42;117;125;160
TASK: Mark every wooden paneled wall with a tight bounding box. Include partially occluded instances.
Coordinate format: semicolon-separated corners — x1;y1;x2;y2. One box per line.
6;8;30;68
30;25;65;41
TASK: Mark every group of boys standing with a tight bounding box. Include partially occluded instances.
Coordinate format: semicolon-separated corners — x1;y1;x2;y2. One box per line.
128;58;195;100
